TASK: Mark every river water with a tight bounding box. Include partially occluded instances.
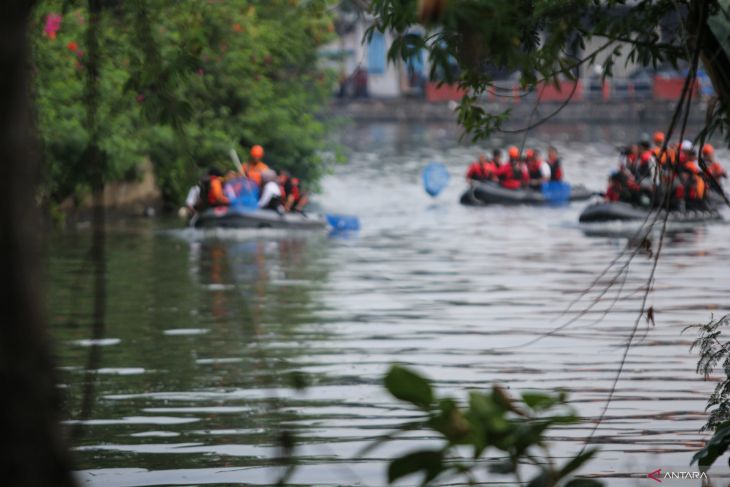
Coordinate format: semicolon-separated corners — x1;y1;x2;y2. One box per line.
50;121;730;486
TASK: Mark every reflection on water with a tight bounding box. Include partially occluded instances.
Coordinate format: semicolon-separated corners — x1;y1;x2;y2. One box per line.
49;122;730;486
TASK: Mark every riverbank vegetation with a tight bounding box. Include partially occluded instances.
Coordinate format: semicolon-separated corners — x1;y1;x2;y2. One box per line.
33;0;336;208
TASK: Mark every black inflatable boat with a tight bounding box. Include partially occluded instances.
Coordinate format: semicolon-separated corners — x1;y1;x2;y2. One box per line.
192;206;327;230
578;201;723;223
460;181;593;206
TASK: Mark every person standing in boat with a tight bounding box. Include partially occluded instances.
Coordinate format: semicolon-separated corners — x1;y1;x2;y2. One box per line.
241;145;270;186
546;146;563;181
526;149;551;189
258;170;284;211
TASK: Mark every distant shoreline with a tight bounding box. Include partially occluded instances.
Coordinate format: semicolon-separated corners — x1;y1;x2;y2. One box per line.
326;98;706;125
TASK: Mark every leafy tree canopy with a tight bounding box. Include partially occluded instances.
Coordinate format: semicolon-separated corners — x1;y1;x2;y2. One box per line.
32;0;337;205
368;0;730;141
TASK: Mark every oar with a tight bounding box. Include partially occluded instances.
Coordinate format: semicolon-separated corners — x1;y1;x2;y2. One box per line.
422;162;450;197
228;148;243;173
325;213;360;231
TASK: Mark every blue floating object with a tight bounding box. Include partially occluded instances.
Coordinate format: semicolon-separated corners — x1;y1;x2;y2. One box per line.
422;162;450;197
541;181;572;204
224;177;259;209
326;214;360;231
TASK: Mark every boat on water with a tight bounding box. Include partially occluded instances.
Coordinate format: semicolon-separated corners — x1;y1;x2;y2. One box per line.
191;206;327;230
578;201;723;224
460;181;593;206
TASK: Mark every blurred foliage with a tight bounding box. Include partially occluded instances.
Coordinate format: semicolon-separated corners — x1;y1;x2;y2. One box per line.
367;0;722;141
32;0;337;206
370;364;602;486
688;314;730;431
687;315;730;468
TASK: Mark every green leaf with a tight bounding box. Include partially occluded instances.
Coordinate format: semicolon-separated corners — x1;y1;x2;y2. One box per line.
387;449;444;484
521;392;560;411
384;365;434;410
691;421;730;467
559;449;598;478
428;397;470;444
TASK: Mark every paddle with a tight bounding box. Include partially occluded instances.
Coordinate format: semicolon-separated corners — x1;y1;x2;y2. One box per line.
541;181;572;204
228;148;243;173
422;162;450;197
325;213;360;231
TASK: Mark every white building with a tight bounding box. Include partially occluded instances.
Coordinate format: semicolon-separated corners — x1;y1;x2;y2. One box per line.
321;13;428;98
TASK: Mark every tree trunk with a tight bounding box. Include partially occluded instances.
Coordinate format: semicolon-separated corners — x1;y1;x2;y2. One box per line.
0;2;77;486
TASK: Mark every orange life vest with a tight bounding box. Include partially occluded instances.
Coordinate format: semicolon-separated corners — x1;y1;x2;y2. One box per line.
241;161;270;185
207;176;229;206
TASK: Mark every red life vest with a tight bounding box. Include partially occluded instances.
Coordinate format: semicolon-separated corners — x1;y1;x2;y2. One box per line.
467;161;496;180
528;161;543;180
496;163;523;189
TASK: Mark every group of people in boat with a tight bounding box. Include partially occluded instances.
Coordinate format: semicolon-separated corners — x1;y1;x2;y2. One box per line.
465;145;564;190
607;131;726;210
184;145;309;216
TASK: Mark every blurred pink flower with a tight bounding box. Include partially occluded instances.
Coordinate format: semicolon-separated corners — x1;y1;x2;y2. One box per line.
136;93;145;103
44;13;62;39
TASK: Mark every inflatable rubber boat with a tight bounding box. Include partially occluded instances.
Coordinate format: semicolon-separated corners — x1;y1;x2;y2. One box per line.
460;181;593;206
578;201;723;223
191;206;327;230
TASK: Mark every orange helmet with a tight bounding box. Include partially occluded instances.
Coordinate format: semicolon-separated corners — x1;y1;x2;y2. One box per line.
525;148;535;159
640;151;652;163
250;145;264;159
508;146;519;159
702;143;714;156
653;131;665;144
